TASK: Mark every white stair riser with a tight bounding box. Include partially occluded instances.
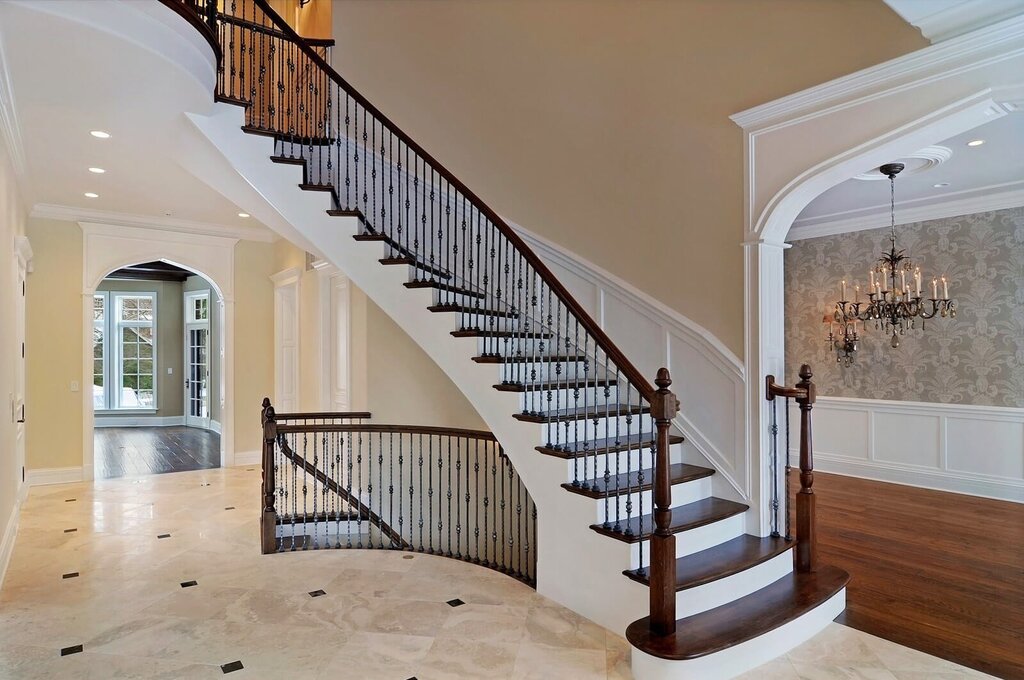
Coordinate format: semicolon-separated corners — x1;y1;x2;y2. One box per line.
478;336;568;356
595;476;713;526
560;442;682;479
537;414;655;445
516;385;622;410
675;550;794;618
628;512;745;570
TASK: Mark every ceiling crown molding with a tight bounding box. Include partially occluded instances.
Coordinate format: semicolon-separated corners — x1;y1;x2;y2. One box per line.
730;13;1024;131
884;0;1024;43
789;180;1024;240
0;32;27;180
30;203;277;242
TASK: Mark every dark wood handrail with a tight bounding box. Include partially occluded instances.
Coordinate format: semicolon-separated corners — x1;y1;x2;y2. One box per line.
275;411;372;421
217;13;335;48
275;422;497;440
160;0;221;62
245;0;655;401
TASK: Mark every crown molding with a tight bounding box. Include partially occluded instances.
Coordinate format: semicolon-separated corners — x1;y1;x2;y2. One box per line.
0;32;27;180
730;13;1024;132
788;180;1024;240
885;0;1024;43
30;203;276;242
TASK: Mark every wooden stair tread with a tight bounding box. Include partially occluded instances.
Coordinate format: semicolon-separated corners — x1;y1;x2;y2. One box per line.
625;565;850;660
405;280;486;299
514;402;649;424
428;304;518;318
493;377;618;393
353;231;420;261
563;463;714;499
269;155;306;166
536;434;685;459
452;329;553;339
379;256;452;280
624;535;794;590
590;497;748;542
473;354;587;364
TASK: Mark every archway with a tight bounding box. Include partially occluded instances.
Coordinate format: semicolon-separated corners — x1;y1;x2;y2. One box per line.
80;222;238;481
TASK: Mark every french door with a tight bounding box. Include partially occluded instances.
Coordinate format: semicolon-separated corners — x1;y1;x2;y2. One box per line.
184;291;211;429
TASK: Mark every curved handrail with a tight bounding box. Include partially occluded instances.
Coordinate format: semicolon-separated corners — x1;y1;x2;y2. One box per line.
276;422;496;440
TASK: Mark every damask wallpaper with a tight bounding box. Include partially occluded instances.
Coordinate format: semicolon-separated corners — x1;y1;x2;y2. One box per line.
785;207;1024;407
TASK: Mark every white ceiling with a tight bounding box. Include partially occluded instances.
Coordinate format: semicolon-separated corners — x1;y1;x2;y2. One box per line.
792;112;1024;238
0;1;275;241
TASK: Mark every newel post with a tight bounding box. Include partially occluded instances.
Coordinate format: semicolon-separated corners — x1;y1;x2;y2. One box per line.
260;397;278;555
649;368;680;636
794;364;817;573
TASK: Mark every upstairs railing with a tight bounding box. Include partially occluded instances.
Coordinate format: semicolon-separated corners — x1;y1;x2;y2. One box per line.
766;364;817;573
170;0;685;637
261;399;537;584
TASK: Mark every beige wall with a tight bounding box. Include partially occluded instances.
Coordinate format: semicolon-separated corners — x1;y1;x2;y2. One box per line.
23;220;277;468
330;0;927;356
273;240;484;429
95;278;185;418
0;134;27;562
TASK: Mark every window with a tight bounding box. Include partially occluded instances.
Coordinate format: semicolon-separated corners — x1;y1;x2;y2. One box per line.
93;292;157;410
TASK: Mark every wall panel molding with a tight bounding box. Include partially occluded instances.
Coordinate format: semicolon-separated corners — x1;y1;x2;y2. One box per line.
792;396;1024;502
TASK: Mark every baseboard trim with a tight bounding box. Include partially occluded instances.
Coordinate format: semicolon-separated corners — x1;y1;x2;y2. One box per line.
26;466;85;487
233;450;260;466
814;455;1024;504
209;419;222;434
0;497;21;590
94;415;185;428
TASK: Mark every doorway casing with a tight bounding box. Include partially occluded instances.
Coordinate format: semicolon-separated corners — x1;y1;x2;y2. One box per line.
80;222;238;480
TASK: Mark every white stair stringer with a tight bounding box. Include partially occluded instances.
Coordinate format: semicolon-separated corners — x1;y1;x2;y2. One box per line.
180;103;844;670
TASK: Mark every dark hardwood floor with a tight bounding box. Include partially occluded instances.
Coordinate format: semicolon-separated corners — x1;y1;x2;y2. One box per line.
94;426;220;479
802;471;1024;679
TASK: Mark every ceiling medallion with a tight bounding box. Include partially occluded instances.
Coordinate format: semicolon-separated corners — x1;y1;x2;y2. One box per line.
852;146;952;181
826;163;956;366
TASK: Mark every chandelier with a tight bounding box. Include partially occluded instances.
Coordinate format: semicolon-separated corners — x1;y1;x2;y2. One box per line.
827;162;956;365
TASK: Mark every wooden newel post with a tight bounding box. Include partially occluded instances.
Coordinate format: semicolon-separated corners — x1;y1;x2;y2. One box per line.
794;364;817;573
649;368;680;636
260;397;277;555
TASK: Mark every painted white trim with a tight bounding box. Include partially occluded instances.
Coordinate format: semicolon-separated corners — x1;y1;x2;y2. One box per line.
314;261;352;412
0;31;26;181
183;289;213;429
94;415;186;428
884;0;1024;43
25;466;84;486
272;267;301;412
729;14;1024;131
209;419;222;434
790;181;1024;239
0;497;20;590
32;203;275;243
795;396;1024;503
233;450;261;467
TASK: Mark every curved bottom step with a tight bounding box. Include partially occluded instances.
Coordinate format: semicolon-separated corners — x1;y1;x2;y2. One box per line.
626;565;849;680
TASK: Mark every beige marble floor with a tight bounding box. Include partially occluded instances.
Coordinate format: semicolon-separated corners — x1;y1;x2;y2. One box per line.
0;467;994;679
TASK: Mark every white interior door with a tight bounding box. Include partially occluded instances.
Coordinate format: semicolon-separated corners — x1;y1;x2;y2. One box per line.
273;269;300;413
184;291;211;429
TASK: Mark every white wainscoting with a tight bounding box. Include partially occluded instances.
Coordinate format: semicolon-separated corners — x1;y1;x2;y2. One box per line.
94;415;186;428
512;225;749;498
791;397;1024;502
25;466;85;487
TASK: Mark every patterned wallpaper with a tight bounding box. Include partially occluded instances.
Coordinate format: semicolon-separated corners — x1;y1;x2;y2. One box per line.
785;207;1024;407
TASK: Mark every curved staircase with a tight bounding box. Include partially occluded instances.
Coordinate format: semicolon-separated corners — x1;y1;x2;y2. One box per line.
161;1;849;677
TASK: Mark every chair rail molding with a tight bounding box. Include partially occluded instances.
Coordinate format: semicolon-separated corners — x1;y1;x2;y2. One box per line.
791;396;1024;503
731;14;1024;535
79;222;237;478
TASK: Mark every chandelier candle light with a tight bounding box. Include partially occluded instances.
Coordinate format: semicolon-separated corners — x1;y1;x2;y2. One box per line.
827;163;956;365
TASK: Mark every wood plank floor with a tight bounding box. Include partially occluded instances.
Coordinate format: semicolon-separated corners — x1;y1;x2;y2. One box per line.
800;471;1024;679
94;426;220;479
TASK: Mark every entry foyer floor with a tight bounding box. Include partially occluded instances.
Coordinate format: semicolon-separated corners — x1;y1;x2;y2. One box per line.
94;426;220;478
0;469;993;679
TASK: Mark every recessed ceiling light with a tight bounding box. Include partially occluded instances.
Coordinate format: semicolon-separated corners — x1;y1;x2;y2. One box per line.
88;167;105;174
966;139;985;147
84;192;99;198
933;182;949;188
89;130;110;139
238;212;250;218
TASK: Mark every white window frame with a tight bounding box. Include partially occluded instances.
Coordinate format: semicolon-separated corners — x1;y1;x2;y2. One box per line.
183;290;212;428
94;290;159;412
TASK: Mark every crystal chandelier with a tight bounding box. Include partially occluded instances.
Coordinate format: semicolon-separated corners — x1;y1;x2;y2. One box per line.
827;163;956;365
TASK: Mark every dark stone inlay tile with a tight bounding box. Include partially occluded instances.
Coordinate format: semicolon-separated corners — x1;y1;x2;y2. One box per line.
224;506;235;510
65;498;76;502
221;660;244;674
403;555;414;560
200;483;210;487
62;572;79;580
60;645;83;656
180;580;198;588
157;534;171;539
446;598;465;607
64;528;77;533
308;589;326;598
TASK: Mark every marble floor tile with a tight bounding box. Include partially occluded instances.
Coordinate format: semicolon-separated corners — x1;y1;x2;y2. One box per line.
0;467;996;679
